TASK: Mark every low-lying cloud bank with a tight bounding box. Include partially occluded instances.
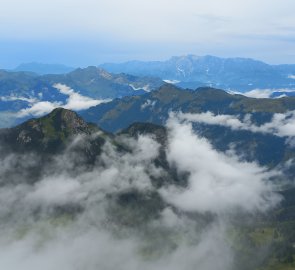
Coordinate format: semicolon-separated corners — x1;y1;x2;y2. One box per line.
0;115;281;270
16;83;109;118
162;117;279;214
230;88;295;99
177;110;295;140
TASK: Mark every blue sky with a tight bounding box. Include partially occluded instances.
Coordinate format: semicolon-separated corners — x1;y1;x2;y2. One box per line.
1;0;295;68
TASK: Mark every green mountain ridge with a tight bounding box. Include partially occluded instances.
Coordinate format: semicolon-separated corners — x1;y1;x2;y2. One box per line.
81;84;295;132
0;108;99;153
0;108;181;186
0;67;164;113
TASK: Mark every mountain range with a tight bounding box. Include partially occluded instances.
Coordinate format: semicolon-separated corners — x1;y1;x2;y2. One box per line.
0;67;164;126
0;66;162;101
2;54;295;129
100;55;295;92
2;55;295;270
81;84;295;132
79;84;295;179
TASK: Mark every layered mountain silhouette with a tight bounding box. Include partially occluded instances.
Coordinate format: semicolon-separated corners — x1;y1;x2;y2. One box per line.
79;85;295;175
0;67;163;113
100;55;295;91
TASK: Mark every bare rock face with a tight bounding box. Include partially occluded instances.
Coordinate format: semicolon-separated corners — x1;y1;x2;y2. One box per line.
17;130;32;143
50;108;94;135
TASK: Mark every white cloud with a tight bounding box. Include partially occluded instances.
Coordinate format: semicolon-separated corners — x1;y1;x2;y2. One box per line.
229;88;295;99
27;176;84;206
288;75;295;79
161;116;279;214
16;84;109;118
17;101;62;117
141;99;156;110
177;110;295;139
53;83;108;110
177;111;246;129
163;80;180;84
0;96;37;103
240;89;277;98
0;115;281;270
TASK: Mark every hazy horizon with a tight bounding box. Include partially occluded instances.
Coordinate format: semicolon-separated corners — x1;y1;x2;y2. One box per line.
1;0;295;69
4;53;295;71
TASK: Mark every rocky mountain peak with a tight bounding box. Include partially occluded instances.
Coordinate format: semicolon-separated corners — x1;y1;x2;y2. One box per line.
0;108;98;153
